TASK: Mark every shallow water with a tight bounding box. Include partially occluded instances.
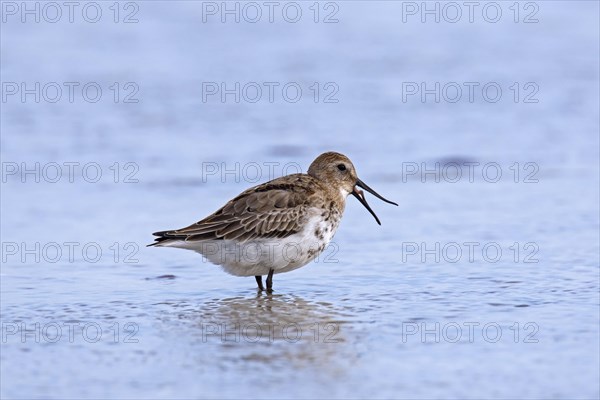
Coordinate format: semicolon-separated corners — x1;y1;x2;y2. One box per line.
1;1;599;399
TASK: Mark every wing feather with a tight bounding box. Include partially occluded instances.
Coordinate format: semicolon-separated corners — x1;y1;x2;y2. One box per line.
150;174;320;245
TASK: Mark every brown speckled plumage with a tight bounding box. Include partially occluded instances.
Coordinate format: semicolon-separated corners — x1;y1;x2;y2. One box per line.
150;173;341;244
149;151;397;291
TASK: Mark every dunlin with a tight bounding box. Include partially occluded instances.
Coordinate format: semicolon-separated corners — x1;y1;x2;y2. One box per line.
149;152;397;291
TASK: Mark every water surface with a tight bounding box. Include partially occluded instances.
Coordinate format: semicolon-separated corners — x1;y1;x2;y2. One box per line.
1;1;599;398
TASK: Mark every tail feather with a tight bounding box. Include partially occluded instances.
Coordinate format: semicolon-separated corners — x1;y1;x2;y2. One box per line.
147;230;184;247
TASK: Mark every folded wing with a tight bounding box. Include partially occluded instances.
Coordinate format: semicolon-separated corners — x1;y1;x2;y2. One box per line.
150;176;316;246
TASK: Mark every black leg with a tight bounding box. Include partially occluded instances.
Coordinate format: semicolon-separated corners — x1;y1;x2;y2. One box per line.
266;269;274;292
255;276;264;291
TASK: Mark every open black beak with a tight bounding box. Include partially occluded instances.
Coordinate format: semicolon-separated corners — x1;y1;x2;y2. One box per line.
351;178;398;225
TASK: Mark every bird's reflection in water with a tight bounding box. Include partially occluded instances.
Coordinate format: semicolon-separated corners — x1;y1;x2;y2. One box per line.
156;292;356;371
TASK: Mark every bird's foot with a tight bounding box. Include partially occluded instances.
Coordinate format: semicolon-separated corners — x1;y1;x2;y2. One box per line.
255;275;264;291
265;268;274;292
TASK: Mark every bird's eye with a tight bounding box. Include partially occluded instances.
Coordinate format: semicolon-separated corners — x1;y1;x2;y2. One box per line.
337;164;346;171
